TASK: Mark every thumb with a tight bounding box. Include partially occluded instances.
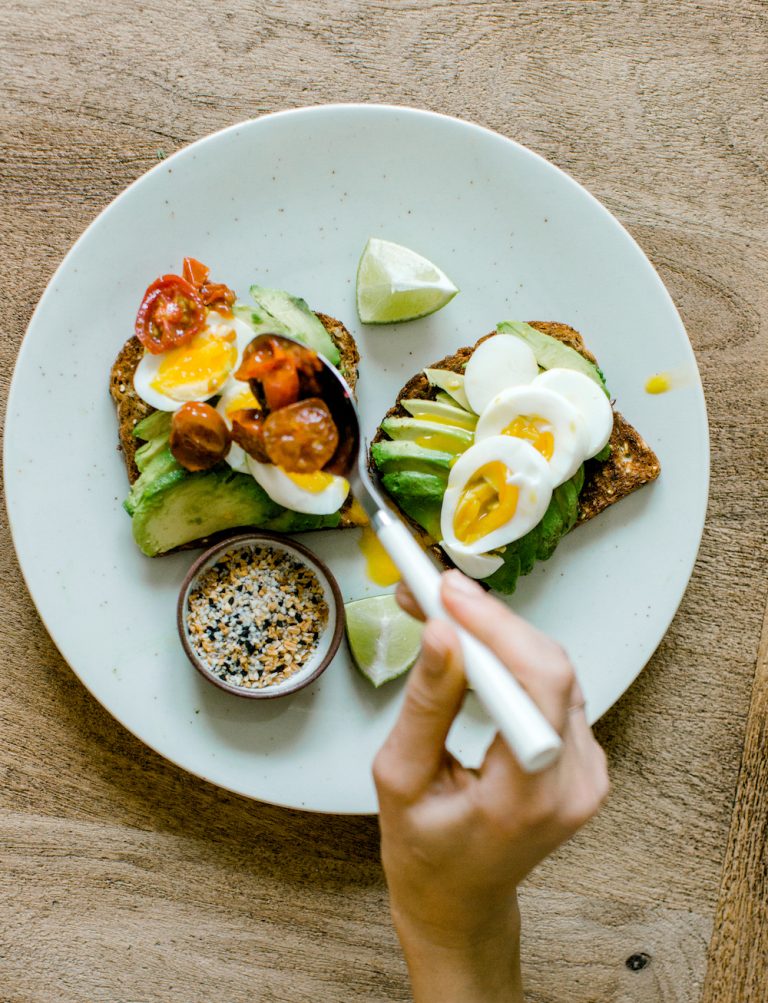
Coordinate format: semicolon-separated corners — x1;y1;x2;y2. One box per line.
373;620;466;801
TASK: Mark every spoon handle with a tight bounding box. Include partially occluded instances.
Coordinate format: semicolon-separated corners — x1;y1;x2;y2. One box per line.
372;511;562;773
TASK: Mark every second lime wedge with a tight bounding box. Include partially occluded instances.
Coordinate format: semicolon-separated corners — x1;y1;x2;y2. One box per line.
356;238;458;324
345;594;424;687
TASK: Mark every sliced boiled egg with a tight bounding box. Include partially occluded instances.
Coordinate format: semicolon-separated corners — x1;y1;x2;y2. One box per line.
463;334;539;414
440;435;553;556
440;540;504;580
133;312;256;412
534;368;613;458
474;385;588;487
246;456;349;515
215;380;261;473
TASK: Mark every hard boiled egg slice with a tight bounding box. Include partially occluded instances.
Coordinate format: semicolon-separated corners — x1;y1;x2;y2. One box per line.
441;435;553;556
474;385;588;487
246;456;349;515
215;379;262;473
464;334;539;414
534;368;613;458
439;540;504;580
134;323;238;412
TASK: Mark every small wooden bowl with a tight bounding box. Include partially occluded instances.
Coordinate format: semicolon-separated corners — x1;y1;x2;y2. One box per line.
177;532;344;699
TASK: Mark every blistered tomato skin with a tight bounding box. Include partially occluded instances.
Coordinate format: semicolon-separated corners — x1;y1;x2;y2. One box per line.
170;402;232;471
236;337;324;413
230;409;271;463
135;275;206;355
261;398;339;473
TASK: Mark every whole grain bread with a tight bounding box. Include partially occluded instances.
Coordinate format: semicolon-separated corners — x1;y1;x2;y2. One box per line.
371;321;661;565
110;312;364;545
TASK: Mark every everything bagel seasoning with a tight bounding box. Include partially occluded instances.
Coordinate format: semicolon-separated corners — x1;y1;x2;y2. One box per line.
186;545;329;689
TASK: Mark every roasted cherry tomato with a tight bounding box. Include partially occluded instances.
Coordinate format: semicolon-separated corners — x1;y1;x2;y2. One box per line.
181;258;236;315
262;398;339;473
135;275;205;355
235;336;323;412
170;402;231;471
230;409;270;463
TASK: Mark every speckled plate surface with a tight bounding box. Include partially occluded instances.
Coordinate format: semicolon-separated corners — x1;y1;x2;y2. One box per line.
4;105;708;813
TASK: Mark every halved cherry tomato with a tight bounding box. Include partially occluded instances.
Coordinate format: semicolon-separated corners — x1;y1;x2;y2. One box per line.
181;258;236;315
135;275;205;355
262;398;339;473
235;336;323;412
182;257;210;286
230;409;270;462
170;402;231;471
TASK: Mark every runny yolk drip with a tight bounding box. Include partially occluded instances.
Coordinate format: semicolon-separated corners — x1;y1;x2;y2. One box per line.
453;461;519;545
413;412;472;430
645;373;672;394
358;525;401;586
284;471;339;494
152;329;238;399
502;415;554;461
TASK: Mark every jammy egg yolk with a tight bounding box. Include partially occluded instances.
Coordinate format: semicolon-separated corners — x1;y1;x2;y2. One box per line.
224;387;260;417
453;461;519;545
284;471;339;494
502;415;554;461
151;329;238;400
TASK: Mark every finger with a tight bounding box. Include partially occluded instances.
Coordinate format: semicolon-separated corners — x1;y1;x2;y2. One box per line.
373;620;466;802
395;581;425;622
441;570;574;733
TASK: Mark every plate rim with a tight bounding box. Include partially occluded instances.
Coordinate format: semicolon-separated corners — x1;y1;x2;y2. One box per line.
4;103;710;814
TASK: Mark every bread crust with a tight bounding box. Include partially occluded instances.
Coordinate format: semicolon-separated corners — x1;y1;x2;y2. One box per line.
109;313;363;552
370;321;661;566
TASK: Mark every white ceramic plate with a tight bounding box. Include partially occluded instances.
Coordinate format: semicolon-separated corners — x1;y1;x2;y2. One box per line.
5;105;708;814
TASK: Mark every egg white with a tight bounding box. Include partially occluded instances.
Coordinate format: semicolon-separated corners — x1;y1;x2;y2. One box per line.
132;312;257;413
474;385;588;487
441;435;553;556
246;456;349;515
439;540;504;580
534;368;613;458
214;379;261;473
463;334;539;414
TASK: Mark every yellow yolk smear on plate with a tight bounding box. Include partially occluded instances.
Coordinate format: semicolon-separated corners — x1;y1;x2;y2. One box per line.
151;329;238;400
358;525;401;586
502;415;555;461
645;372;672;394
453;460;519;546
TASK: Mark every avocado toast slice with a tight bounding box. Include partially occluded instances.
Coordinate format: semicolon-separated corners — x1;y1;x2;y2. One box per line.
111;310;363;556
371;321;660;594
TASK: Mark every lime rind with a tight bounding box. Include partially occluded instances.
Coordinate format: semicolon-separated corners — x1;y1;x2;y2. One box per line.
345;594;423;687
356;238;459;324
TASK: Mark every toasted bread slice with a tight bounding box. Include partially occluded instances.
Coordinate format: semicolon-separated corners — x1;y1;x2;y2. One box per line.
372;321;661;567
110;312;363;542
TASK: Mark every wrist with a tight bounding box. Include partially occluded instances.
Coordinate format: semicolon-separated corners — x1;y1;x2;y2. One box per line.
393;898;523;1003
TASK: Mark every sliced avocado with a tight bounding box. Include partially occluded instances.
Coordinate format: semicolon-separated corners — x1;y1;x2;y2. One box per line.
232;301;290;338
483;550;522;594
400;398;477;430
423;368;473;411
133;410;173;443
249;286;341;367
380;417;472;455
125;447;186;516
131;468;282;557
371;440;454;478
434;390;461;408
497;321;608;395
262;508;341;534
380;471;444;541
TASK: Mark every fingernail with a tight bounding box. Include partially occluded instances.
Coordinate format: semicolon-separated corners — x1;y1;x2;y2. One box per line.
443;569;483;599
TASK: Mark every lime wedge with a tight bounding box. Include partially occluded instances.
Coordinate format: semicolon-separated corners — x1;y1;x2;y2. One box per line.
345;594;424;687
356;238;459;324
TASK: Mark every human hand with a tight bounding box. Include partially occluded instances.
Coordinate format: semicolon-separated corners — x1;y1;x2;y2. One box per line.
374;570;609;1003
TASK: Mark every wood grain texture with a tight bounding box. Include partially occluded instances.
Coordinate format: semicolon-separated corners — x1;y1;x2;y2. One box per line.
701;603;768;1002
1;1;767;1001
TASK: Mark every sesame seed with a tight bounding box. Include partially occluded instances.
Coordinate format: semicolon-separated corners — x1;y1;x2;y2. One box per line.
186;545;328;690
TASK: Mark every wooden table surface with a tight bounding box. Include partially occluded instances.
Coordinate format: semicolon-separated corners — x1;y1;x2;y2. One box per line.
2;2;767;1001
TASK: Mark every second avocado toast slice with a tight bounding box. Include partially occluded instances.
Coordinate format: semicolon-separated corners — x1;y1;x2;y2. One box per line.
371;321;661;595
